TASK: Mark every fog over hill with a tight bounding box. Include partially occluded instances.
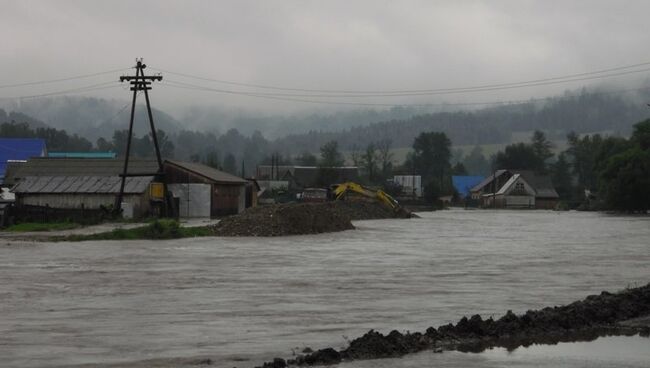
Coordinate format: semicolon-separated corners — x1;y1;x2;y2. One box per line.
2;83;650;153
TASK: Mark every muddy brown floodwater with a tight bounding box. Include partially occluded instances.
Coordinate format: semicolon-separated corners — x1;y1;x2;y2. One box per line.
1;209;649;367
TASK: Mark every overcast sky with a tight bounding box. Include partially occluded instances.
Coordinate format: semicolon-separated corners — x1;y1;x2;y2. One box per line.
2;0;650;113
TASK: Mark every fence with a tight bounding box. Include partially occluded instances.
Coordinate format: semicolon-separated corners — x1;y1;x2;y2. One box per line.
11;204;111;224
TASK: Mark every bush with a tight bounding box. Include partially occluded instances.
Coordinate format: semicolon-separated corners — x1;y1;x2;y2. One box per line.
142;219;182;239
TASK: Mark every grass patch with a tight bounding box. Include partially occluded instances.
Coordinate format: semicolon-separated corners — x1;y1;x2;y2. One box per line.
59;219;214;241
5;221;80;232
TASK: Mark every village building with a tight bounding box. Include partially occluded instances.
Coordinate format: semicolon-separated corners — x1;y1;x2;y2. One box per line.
0;138;47;184
164;160;248;217
392;175;423;198
256;165;359;192
8;157;250;220
470;169;559;209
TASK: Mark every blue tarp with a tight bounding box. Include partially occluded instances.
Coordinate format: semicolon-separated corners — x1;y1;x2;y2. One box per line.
0;138;46;181
452;175;485;198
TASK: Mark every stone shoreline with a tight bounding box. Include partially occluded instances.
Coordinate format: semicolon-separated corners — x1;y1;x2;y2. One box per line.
256;282;650;367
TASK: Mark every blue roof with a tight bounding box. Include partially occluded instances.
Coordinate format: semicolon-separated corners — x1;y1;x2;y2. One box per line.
0;138;46;180
48;152;116;159
452;175;485;198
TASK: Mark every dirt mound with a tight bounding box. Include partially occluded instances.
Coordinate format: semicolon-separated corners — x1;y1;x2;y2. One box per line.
255;283;650;367
212;202;353;236
212;200;411;237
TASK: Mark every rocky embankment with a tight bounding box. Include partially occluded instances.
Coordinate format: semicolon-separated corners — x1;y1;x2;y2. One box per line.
256;283;650;367
212;201;412;237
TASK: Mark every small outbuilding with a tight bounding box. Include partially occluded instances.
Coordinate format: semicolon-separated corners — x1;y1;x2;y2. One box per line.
163;160;248;217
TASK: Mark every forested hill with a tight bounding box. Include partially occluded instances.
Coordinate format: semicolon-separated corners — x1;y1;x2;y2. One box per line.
0;97;183;141
272;89;650;153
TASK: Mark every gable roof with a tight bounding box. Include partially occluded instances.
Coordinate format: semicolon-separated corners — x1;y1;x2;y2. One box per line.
495;174;536;196
164;160;246;184
515;171;559;199
470;169;559;199
470;170;509;192
0;138;46;180
12;175;153;194
4;157;160;185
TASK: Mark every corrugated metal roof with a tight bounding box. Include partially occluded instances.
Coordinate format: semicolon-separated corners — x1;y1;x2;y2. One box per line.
12;175;153;194
165;160;247;184
5;157;160;183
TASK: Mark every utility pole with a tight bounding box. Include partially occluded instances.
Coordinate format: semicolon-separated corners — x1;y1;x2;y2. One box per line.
114;59;166;214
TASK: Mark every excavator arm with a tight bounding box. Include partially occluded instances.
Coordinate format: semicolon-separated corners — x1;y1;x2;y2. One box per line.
333;182;402;211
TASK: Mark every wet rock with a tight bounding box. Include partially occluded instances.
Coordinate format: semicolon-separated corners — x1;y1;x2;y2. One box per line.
254;283;650;367
300;348;341;365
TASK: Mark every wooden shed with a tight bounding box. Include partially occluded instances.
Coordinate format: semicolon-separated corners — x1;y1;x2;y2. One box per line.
163;160;248;217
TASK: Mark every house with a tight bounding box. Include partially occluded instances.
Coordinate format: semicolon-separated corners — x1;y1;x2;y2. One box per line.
470;170;559;209
0;138;47;184
283;166;359;191
256;165;359;192
392;175;422;198
164;160;248;217
481;174;536;208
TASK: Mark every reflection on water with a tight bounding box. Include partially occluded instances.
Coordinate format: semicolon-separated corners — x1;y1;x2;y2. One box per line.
339;335;650;368
0;209;649;367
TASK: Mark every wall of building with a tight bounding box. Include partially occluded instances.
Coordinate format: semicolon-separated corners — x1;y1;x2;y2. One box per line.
165;164;245;217
535;198;558;210
168;183;211;218
17;193;149;217
483;195;535;209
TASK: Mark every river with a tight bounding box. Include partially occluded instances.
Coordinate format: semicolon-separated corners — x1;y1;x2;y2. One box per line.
1;209;648;367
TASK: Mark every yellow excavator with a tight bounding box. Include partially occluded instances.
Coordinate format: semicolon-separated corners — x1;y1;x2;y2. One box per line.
332;182;411;217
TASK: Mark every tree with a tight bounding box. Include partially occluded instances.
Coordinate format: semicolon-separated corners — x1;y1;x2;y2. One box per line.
203;150;220;169
412;132;451;186
155;129;175;158
551;153;572;200
599;148;650;212
349;144;363;167
222;153;237;174
631;119;650;150
296;151;318;166
361;143;378;183
96;137;113;152
462;146;490;176
451;162;467;175
530;130;554;170
376;139;394;180
319;140;344;167
494;143;544;172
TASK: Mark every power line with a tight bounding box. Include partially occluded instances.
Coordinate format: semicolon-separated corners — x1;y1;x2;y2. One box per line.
0;81;121;100
161;79;650;108
150;59;650;94
0;68;131;89
165;65;650;98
